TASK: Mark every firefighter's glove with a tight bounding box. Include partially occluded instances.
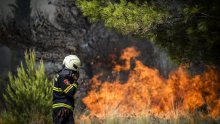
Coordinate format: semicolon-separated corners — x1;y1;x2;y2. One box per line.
74;82;79;86
72;71;79;81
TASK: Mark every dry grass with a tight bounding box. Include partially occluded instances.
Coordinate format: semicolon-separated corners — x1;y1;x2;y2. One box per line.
75;93;220;124
75;112;220;124
1;111;220;124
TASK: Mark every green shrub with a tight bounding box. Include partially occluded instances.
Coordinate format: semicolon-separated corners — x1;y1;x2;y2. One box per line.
3;50;53;124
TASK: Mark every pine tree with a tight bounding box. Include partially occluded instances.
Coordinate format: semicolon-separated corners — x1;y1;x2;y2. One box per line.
76;0;220;65
3;50;53;124
76;0;167;35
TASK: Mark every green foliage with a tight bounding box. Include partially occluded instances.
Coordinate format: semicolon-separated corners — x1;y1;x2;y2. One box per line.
151;0;220;64
3;50;53;124
77;0;220;65
76;0;167;35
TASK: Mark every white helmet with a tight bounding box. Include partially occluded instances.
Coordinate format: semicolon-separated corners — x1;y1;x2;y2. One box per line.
63;55;81;71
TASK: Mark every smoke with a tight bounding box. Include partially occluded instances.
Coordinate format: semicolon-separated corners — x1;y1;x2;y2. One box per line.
0;0;56;77
0;0;56;18
0;45;11;76
0;0;14;15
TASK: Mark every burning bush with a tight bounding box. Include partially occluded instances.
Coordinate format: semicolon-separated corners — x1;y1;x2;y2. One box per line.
82;47;220;120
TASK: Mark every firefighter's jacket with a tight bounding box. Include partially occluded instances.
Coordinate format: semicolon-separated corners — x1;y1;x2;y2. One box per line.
52;69;78;111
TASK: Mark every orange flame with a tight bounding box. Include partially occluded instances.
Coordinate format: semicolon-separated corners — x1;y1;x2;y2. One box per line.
83;47;220;119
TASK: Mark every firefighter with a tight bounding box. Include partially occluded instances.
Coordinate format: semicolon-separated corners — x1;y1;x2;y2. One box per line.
53;55;81;124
